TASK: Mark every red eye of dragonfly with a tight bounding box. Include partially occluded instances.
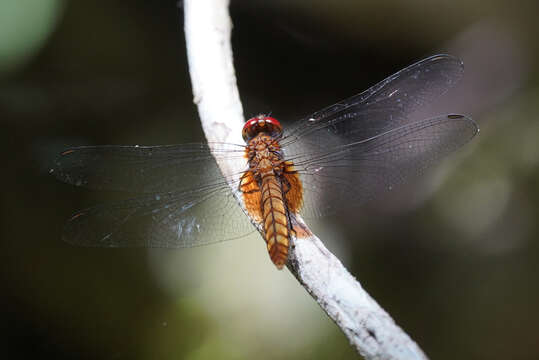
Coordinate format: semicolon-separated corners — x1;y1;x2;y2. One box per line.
242;115;283;142
51;54;478;270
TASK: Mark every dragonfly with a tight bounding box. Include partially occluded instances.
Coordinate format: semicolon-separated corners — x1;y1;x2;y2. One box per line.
51;54;478;269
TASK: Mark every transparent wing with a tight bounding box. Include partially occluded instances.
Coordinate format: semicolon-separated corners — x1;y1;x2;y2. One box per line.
63;183;255;248
280;55;477;217
282;54;464;148
51;143;246;193
52;143;256;247
292;115;478;217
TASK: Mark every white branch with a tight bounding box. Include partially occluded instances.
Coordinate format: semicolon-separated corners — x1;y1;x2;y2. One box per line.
184;1;428;359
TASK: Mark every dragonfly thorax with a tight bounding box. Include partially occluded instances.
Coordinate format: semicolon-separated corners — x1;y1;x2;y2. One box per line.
246;134;284;176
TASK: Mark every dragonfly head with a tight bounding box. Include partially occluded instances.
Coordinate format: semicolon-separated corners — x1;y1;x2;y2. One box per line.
242;115;283;142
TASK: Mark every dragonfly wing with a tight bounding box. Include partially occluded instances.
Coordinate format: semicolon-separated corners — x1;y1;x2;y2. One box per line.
64;180;256;248
280;54;475;217
282;54;464;150
53;142;256;247
51;143;247;193
290;115;478;218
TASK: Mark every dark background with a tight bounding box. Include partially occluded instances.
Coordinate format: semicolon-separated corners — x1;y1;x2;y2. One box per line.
1;0;538;359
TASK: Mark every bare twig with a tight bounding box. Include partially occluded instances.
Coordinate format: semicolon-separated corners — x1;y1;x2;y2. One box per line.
183;0;428;358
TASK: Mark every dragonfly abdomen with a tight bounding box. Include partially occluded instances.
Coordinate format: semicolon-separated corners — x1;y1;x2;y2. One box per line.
260;172;289;269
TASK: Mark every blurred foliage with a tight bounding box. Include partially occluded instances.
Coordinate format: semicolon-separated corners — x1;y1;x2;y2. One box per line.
1;0;539;359
0;0;65;76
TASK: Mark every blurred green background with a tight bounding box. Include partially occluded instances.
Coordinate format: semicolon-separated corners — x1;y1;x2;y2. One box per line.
1;0;539;359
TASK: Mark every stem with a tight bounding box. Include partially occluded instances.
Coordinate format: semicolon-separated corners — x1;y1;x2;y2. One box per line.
183;0;428;358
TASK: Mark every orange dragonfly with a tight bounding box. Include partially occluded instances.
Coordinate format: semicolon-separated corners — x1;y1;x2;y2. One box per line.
51;54;478;269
